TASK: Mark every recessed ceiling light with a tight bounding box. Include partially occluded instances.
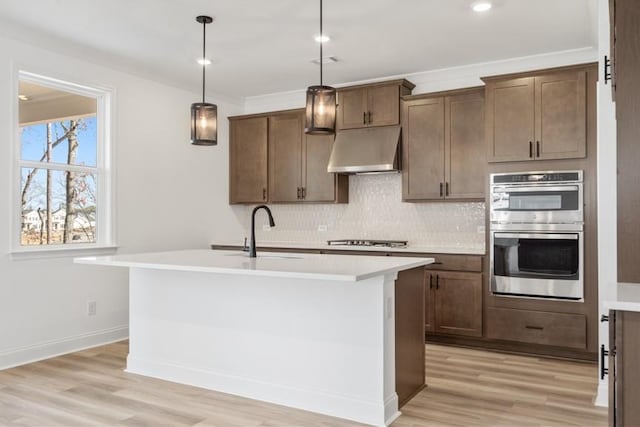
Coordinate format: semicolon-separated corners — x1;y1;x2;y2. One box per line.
472;1;492;12
314;34;330;43
18;94;29;101
197;57;211;65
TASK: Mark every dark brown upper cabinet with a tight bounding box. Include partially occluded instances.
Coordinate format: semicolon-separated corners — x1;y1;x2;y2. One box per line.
401;88;485;201
484;67;588;162
612;0;640;283
229;116;268;204
337;80;414;130
269;111;347;204
303;132;349;203
269;113;304;203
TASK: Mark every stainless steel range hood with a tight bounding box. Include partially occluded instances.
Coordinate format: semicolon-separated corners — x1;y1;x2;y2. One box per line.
327;126;401;174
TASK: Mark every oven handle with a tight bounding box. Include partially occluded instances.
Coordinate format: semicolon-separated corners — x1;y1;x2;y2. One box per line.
494;232;579;240
492;185;580;193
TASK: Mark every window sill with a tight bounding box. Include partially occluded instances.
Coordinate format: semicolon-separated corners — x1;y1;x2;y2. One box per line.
10;244;119;261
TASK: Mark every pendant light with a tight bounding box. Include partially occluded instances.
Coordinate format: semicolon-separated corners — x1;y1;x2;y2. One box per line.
191;15;217;146
304;0;336;135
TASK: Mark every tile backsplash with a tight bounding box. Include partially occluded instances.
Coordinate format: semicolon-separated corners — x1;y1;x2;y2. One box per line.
232;174;485;251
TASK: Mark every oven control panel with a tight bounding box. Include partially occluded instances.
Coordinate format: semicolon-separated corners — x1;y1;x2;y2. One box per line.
492;171;582;184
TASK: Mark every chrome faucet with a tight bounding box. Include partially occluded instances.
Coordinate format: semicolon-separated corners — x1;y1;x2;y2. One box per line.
249;205;275;258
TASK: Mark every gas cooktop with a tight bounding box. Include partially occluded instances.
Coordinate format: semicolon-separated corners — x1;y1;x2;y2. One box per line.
327;239;408;248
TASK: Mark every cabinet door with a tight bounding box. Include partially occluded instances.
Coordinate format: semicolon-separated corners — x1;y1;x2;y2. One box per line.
269;113;303;203
401;97;445;201
535;70;587;160
434;271;482;337
368;85;400;127
229;117;268;204
486;77;535;162
303;133;338;202
446;90;485;199
609;310;617;427
616;0;640;283
616;310;640;426
395;267;426;407
425;272;435;333
337;87;367;130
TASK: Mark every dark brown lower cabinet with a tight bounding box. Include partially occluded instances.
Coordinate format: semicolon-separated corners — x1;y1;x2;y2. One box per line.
395;267;426;407
425;271;483;337
608;310;640;426
486;307;586;350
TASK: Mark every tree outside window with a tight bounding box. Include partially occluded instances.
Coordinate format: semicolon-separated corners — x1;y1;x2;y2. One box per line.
17;75;109;248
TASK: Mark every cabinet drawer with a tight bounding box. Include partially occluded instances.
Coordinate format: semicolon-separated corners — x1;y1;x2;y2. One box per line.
423;254;483;273
486;307;586;349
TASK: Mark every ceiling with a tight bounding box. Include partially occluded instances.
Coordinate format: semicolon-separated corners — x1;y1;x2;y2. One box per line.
0;0;598;99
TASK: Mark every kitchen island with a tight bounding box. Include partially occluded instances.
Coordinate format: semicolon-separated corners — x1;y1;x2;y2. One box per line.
75;249;434;427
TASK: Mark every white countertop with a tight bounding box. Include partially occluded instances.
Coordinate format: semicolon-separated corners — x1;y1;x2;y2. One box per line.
604;283;640;312
211;240;486;256
75;249;434;282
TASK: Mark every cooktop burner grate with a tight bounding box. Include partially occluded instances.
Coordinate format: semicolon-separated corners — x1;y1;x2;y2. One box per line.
327;239;408;248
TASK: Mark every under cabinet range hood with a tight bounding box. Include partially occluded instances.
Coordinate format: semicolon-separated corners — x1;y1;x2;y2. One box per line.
327;125;401;174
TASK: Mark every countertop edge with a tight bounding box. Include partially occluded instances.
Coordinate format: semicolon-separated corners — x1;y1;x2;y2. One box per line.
75;251;435;282
210;243;486;256
603;283;640;313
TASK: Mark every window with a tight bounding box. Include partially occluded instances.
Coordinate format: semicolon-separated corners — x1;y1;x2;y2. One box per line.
14;71;113;253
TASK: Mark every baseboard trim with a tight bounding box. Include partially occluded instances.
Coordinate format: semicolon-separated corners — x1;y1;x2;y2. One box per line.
427;334;598;362
594;381;609;407
0;326;129;370
127;355;394;427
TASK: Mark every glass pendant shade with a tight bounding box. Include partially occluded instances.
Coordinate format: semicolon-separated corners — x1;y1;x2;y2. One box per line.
190;102;217;145
305;85;336;135
305;0;336;135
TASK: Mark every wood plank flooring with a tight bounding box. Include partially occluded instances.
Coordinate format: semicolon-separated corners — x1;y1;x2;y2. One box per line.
0;341;607;426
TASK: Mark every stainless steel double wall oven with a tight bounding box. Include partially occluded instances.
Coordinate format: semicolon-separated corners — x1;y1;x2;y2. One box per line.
490;171;584;300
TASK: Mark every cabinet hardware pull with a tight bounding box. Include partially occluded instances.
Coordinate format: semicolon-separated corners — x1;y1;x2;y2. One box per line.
297;187;301;199
445;182;449;197
604;55;612;84
368;111;372;124
439;183;443;197
432;261;443;265
536;141;541;158
601;314;609;322
429;274;433;289
262;188;267;200
529;141;533;158
363;112;366;124
600;344;609;379
525;325;544;330
435;274;439;290
302;187;306;199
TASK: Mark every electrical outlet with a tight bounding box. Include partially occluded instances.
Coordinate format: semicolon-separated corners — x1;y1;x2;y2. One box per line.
87;300;97;316
317;224;328;232
385;297;393;319
477;225;486;234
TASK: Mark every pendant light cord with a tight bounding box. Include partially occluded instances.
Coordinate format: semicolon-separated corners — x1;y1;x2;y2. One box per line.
319;0;323;87
202;20;206;103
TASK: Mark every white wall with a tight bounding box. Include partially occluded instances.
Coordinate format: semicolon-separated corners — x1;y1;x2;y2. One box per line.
0;34;244;368
244;47;598;113
595;0;617;407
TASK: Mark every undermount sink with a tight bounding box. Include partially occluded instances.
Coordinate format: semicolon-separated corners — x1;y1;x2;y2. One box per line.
223;253;303;260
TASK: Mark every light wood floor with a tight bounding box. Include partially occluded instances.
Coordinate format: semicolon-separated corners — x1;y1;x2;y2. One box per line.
0;341;607;426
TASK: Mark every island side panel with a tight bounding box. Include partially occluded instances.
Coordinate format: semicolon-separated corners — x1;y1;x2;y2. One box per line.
126;267;399;427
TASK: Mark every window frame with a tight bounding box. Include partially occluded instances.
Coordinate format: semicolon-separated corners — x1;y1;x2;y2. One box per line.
11;70;116;258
